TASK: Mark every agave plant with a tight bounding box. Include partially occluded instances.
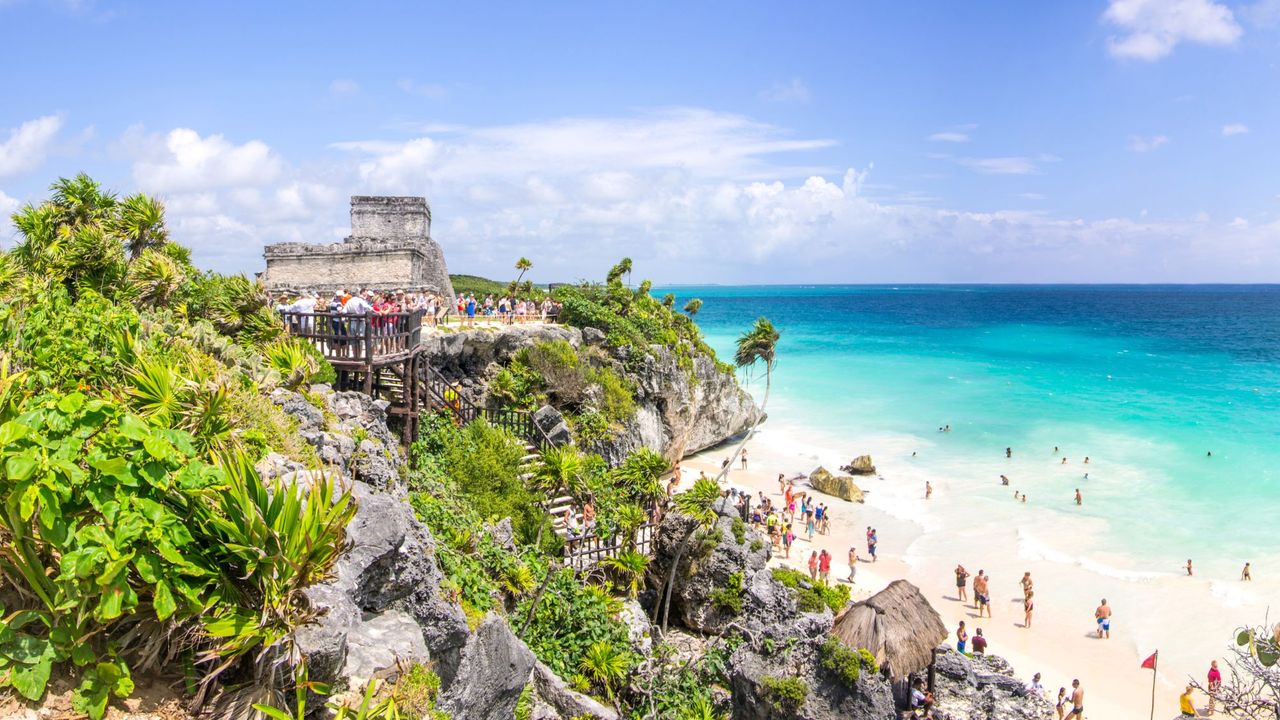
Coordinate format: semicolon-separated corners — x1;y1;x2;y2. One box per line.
578;640;631;702
127;248;186;308
599;549;649;598
262;338;320;390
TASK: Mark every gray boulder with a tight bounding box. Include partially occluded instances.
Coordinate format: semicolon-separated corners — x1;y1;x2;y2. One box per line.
530;660;619;720
437;614;538;720
342;610;430;683
533;405;574;447
728;639;895;720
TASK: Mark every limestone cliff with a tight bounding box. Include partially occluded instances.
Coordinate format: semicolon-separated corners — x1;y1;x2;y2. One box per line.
418;324;762;464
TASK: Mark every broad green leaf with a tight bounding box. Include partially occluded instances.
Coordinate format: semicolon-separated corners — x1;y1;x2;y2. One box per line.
57;392;85;414
6;454;38;481
153;580;176;621
10;657;52;700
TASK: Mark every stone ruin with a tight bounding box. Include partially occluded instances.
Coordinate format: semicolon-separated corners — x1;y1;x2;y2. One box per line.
262;196;456;299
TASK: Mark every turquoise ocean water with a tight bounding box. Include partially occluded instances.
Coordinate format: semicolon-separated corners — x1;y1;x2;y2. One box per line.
659;285;1280;571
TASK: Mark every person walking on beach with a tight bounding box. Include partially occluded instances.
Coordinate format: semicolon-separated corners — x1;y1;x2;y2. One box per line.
740;448;748;470
1055;687;1067;719
1207;660;1221;715
1023;590;1035;628
955;564;971;602
847;547;858;583
956;621;968;653
1075;488;1082;506
777;473;786;494
818;549;832;583
1241;562;1251;581
1021;571;1034;597
1187;559;1194;576
808;551;818;580
868;529;878;562
783;524;795;559
975;570;992;617
1095;598;1112;639
925;480;933;499
1064;679;1084;718
805;507;816;541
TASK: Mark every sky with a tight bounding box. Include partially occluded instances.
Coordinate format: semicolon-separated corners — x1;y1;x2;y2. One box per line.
1;0;1278;284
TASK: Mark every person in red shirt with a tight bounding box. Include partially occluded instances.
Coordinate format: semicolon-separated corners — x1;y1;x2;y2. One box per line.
971;627;988;655
1207;660;1222;715
818;549;832;582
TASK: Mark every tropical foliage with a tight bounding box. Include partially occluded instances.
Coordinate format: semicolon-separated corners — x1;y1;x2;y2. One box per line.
0;176;341;717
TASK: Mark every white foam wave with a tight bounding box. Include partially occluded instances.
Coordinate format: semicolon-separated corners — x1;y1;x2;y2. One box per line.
1015;527;1170;582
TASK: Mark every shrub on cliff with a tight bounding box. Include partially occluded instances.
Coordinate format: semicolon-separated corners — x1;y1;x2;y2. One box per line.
552;258;730;374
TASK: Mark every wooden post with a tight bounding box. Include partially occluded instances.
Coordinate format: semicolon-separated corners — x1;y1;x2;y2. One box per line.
928;648;937;693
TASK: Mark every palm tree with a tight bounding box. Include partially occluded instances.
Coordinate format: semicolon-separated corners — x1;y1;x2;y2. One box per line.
50;173;117;227
656;476;721;631
683;298;703;318
530;444;586;500
656;318;779;632
612;447;669;507
513;257;532;285
718;317;779;482
115;193;168;259
606;257;633;286
599;548;648;598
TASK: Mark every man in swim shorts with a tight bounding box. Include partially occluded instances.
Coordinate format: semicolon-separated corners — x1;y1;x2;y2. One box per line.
974;570;992;617
1095;598;1112;639
1066;679;1084;717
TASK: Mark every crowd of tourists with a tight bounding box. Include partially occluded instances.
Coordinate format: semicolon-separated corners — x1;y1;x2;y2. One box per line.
268;288;562;329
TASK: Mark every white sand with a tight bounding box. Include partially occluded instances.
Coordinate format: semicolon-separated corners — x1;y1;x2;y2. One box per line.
679;420;1280;720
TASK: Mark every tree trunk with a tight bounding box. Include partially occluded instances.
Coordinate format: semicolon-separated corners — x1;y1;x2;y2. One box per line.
657;364;771;633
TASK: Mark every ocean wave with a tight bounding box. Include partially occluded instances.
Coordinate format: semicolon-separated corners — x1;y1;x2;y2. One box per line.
1015;528;1170;582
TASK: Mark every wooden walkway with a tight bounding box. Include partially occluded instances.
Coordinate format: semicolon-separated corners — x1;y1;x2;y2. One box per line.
280;309;648;569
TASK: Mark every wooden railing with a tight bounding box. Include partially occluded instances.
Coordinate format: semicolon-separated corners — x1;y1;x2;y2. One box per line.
417;362;547;451
280;310;423;363
563;522;657;571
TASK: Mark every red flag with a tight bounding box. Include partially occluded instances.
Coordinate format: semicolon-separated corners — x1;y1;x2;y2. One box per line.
1141;651;1158;670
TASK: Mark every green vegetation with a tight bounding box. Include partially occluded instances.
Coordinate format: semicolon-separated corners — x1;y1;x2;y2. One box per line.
760;675;808;713
450;273;546;300
0;175;341;717
771;568;853;614
551;258;728;374
709;571;745;615
491;339;636;439
731;517;746;544
818;636;879;688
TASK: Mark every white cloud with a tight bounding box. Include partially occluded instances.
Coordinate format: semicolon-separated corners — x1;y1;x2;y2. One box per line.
928;131;970;143
329;79;360;97
129;127;285;192
1129;134;1169;152
397;79;448;99
1103;0;1242;60
1019;192;1047;200
1230;216;1249;228
0;115;63;179
759;78;810;103
1222;123;1249;136
0;190;20;218
956;156;1043;175
109;109;1280;282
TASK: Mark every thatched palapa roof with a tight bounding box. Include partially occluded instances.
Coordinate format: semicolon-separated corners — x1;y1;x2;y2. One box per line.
831;579;947;679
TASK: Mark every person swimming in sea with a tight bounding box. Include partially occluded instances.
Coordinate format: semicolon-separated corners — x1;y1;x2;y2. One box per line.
1006;447;1012;458
1020;493;1027;503
1083;456;1090;464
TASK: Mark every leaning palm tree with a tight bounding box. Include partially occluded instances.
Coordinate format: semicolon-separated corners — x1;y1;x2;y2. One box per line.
656;476;722;631
719;317;779;481
683;298;703;318
513;256;532;285
606;257;633;286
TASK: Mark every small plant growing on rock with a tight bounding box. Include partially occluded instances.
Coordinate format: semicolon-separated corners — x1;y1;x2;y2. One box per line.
709;571;745;615
761;675;808;713
731;517;746;544
819;636;879;688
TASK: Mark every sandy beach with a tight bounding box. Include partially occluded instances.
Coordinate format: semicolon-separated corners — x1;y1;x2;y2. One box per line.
679;420;1280;720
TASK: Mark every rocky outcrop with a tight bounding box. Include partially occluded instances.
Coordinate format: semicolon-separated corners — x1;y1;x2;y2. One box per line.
437;614;537;720
728;640;896;720
599;341;760;465
843;455;876;476
417;324;760;465
930;647;1055;719
271;385;403;489
808;467;866;503
528;660;619;720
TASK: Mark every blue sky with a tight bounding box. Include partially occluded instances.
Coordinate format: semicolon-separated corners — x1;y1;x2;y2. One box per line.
1;0;1278;283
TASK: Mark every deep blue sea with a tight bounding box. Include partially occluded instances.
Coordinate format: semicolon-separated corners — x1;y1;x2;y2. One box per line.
658;285;1280;568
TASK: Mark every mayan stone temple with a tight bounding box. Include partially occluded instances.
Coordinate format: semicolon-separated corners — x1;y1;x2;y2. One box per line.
262;195;456;298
